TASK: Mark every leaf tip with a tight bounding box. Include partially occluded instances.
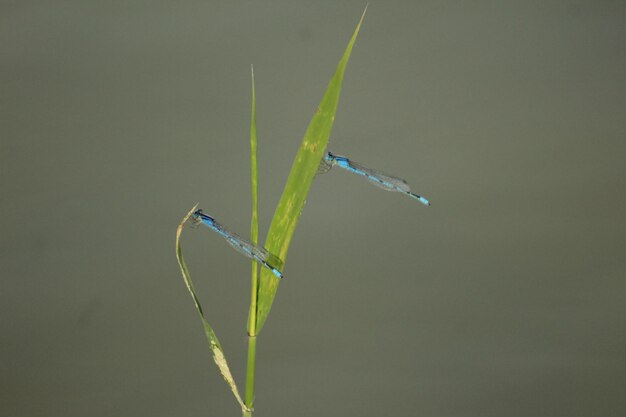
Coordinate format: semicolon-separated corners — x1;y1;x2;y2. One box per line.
177;203;198;238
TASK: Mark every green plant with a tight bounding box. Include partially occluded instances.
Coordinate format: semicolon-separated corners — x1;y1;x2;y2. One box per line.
176;9;366;416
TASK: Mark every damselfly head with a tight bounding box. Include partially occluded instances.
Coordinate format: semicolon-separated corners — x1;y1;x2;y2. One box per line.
326;151;344;163
188;209;204;228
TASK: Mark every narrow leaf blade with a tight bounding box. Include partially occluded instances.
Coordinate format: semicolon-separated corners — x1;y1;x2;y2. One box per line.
175;205;251;413
247;65;260;337
245;65;260;410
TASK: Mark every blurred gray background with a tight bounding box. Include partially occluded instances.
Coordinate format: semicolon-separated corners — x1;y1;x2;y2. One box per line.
2;1;625;416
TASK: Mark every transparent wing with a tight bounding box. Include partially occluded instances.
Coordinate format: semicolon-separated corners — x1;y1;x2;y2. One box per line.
347;160;411;192
211;219;283;269
213;224;261;259
264;252;284;271
225;232;268;260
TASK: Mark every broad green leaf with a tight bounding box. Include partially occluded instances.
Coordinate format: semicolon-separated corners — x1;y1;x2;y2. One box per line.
175;205;251;414
255;9;367;333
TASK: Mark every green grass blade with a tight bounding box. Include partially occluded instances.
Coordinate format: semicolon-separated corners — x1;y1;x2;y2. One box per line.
248;65;259;337
245;65;259;414
255;8;367;333
175;205;251;414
